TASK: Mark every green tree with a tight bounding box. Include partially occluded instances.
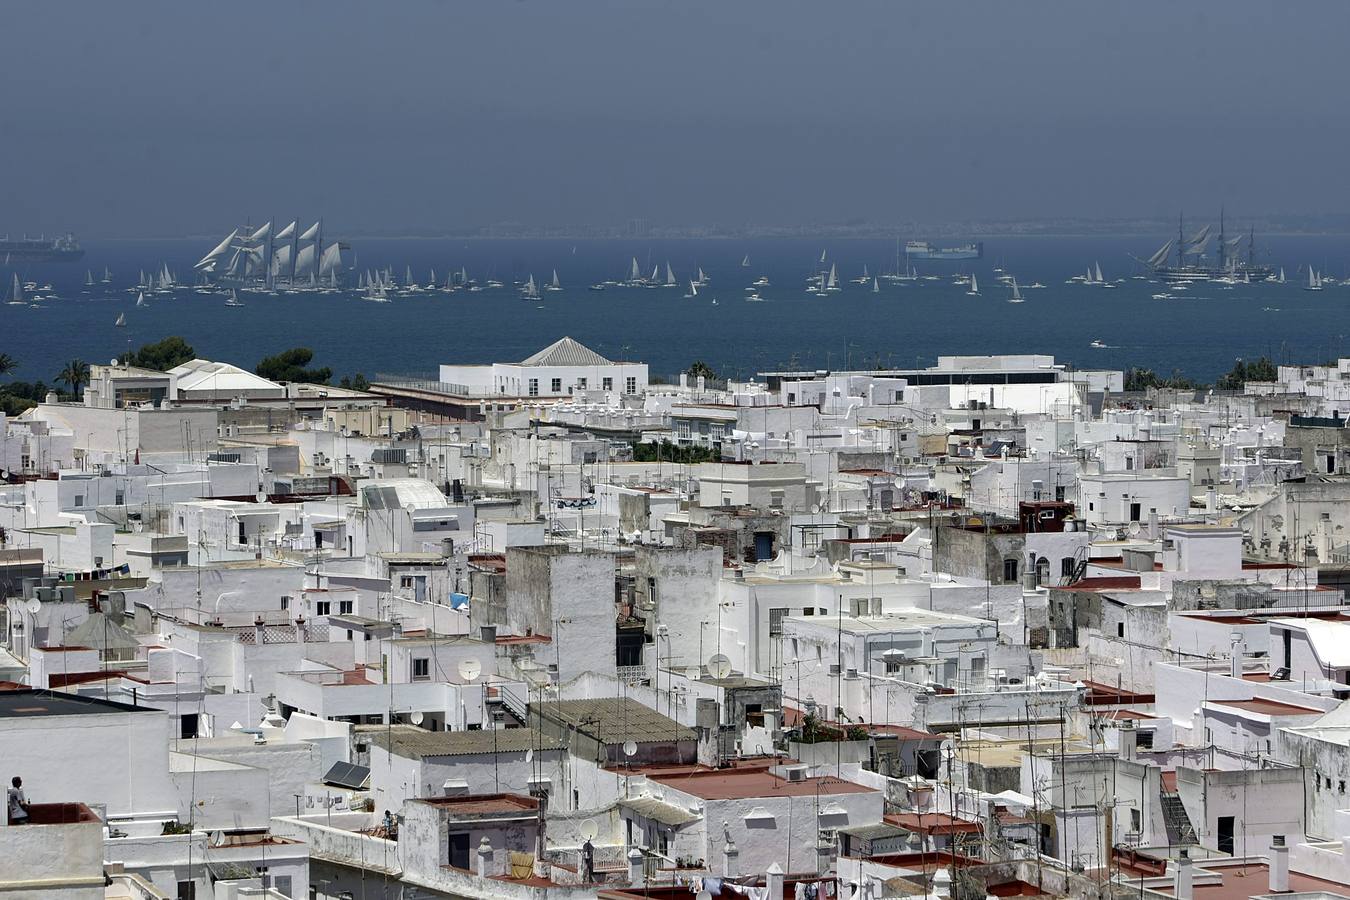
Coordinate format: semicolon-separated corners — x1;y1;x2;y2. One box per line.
1216;356;1277;391
118;336;196;371
0;353;17;377
339;373;371;391
256;348;331;385
687;360;717;381
57;359;90;397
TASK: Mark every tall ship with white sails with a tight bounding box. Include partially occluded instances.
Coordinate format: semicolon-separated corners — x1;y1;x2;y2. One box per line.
1141;211;1274;282
194;219;349;290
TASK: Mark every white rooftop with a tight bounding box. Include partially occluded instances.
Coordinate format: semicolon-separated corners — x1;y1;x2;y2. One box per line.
169;359;283;393
519;337;613;367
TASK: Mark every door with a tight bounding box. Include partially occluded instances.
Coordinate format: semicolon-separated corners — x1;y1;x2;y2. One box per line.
754;532;774;562
414;576;427;603
1217;816;1234;855
449;832;471;870
1129;502;1141;522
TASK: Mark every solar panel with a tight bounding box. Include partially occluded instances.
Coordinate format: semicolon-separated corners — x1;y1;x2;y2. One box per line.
323;761;370;790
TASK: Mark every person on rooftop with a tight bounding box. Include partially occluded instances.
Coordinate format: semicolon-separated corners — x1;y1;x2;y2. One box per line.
7;776;29;825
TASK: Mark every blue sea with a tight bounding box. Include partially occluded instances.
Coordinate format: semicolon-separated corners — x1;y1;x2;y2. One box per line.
2;235;1348;385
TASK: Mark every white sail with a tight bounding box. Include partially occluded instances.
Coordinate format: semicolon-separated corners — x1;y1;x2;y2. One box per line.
1146;240;1174;268
249;221;272;243
274;220;297;241
665;262;676;286
1010;278;1022;301
630;257;641;281
689;280;699;296
85;270;94;286
551;269;560;288
114;313;126;327
970;273;979;293
318;242;343;276
1279;267;1286;283
650;265;660;283
827;263;838;289
697;267;707;283
742;254;751;267
1094;262;1104;283
299;221;321;241
270;244;293;276
135;292;146;307
872;277;879;293
11;274;23;303
293;243;317;277
195;229;238;269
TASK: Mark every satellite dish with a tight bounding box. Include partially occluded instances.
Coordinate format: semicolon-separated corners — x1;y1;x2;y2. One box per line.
623;740;638;758
25;598;42;614
579;819;599;841
525;748;534;763
1127;521;1142;537
410;711;425;726
110;358;120;367
457;658;482;682
255;491;268;503
707;653;733;680
210;830;225;846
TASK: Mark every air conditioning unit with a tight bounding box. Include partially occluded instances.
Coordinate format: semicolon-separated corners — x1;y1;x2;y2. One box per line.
828;664;841;676
786;766;808;783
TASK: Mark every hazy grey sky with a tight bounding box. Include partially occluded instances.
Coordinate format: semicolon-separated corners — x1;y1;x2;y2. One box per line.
3;1;1347;236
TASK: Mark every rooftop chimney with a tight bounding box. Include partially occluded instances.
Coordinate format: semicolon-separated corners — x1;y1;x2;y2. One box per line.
1174;849;1193;900
1118;719;1138;761
765;862;784;900
1269;834;1289;893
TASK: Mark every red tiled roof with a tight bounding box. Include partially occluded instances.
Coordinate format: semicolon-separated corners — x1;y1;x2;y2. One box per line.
652;769;872;801
1210;697;1322;716
885;812;983;836
1054;576;1142;591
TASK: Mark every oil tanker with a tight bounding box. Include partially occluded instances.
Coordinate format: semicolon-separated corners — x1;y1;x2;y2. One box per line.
0;233;84;263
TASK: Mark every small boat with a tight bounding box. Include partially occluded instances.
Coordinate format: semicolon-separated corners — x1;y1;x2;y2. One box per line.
588;283;606;292
520;274;541;301
966;273;980;296
84;270;95;289
826;263;840;292
695;267;710;286
1305;266;1324;291
101;266;113;284
1089;339;1108;349
546;270;563;292
752;276;770;287
872;277;880;294
852;265;871;285
225;289;245;307
745;291;767;302
711;297;719;305
741;254;750;268
684;280;699;299
1007;278;1024;304
114;312;126;327
7;274;24;305
664;262;677;288
136;292;147;307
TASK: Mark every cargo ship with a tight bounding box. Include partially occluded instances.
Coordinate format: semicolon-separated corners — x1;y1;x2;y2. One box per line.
0;233;84;263
905;240;983;261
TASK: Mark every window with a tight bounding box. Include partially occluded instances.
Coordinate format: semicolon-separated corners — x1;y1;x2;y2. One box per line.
551;378;562;393
577;377;587;389
1130;809;1142;834
625;376;637;394
802;607;814;616
315;600;331;616
528;379;539;397
1117;622;1125;637
412;658;431;681
74;494;84;507
768;607;786;636
280;596;290;610
1136;730;1154;749
1002;559;1019;583
770;489;785;510
177;881;196;900
347;629;354;641
602;377;613;391
339;600;353;614
1061;558;1076;577
115;491;124;505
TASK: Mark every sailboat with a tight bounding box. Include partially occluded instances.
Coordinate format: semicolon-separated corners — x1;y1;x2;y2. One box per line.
628;257;643;285
1306;267;1324;292
826;263;840;292
225;289;245;307
684;280;699;299
741;254;750;268
966;273;980;296
520;274;541;300
695;267;710;287
872;277;880;294
114;312;126;327
7;274;24;305
135;292;147;308
546;270;563;292
84;270;95;289
852;265;871;285
1007;278;1024;304
664;262;677;287
101;266;113;284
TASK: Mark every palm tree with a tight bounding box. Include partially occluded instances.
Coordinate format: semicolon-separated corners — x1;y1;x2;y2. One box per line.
0;353;16;377
58;359;90;397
